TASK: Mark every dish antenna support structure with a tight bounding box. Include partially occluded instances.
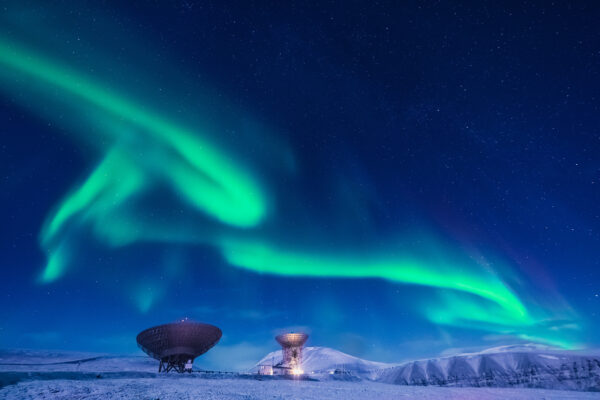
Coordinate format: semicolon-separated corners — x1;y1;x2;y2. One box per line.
276;332;308;374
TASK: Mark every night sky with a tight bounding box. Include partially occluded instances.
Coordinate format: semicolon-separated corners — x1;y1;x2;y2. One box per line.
1;1;599;371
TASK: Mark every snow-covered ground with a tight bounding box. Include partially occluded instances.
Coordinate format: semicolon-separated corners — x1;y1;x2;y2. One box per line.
2;348;600;399
3;375;600;400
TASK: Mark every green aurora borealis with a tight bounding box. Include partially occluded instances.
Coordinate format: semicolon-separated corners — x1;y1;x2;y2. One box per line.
0;11;585;352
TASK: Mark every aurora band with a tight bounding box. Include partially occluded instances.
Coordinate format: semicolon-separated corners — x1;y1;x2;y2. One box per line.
0;37;576;347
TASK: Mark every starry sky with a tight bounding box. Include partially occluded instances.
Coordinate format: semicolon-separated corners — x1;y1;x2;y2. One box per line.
1;1;599;371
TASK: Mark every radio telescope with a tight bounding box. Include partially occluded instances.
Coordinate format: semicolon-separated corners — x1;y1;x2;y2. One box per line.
276;332;309;374
136;320;222;373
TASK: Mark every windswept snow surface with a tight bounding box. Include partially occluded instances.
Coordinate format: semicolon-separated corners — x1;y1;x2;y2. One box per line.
3;376;600;400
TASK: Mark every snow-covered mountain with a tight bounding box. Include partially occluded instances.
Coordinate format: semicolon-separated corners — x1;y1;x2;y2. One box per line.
375;345;600;391
254;344;600;391
460;343;562;355
6;345;600;392
254;346;394;378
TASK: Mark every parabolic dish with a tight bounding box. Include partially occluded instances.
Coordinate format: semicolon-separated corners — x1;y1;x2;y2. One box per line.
136;321;222;361
276;333;309;348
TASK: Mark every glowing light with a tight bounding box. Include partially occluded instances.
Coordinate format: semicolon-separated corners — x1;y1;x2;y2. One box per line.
0;38;266;233
220;240;530;325
39;242;70;284
219;240;581;348
0;31;582;348
0;38;267;281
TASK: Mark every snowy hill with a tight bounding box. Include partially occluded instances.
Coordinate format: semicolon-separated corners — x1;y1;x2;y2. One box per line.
253;345;600;391
463;343;562;355
254;346;394;378
375;345;600;391
0;349;157;373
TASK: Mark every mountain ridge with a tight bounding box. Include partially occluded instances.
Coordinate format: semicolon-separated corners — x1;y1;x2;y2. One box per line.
255;344;600;391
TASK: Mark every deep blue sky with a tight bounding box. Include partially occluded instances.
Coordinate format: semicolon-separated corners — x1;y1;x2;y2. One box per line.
1;1;599;371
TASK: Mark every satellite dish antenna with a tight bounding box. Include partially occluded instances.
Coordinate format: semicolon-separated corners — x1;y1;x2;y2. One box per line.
136;320;222;373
